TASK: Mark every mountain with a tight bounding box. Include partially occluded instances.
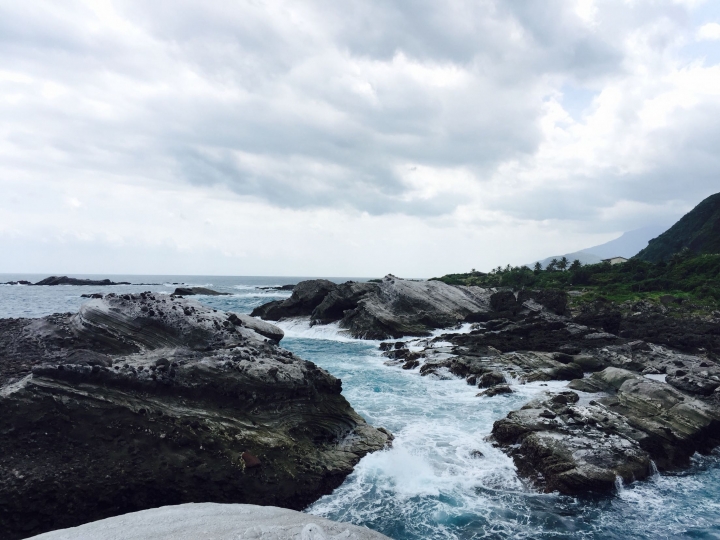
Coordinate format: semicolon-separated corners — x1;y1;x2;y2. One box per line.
529;224;670;269
635;192;720;263
582;224;670;259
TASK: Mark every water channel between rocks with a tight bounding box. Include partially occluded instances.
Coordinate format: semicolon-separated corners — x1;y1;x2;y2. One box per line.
2;276;719;540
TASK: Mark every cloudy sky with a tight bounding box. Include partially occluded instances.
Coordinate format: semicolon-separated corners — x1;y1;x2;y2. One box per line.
2;0;719;277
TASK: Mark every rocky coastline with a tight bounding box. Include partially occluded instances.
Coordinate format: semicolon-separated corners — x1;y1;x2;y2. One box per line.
251;275;492;339
257;276;720;495
0;293;390;539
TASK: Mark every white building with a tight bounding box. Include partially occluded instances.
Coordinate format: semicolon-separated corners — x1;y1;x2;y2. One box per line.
602;256;629;265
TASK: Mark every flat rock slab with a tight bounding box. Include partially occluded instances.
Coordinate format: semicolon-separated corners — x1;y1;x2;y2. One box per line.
29;503;390;540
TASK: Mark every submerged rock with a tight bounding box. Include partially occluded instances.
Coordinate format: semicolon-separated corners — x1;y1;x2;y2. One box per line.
28;502;391;540
0;294;390;539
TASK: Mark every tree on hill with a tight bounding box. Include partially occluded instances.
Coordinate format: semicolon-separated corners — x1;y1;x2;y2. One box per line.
569;259;582;271
635;192;720;262
547;259;558;272
533;262;542;273
558;257;569;270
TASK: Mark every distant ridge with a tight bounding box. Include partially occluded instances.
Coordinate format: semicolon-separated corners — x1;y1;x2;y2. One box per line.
529;224;669;269
635;192;720;262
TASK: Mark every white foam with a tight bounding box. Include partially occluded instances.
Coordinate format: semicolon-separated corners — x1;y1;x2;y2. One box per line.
276;318;357;342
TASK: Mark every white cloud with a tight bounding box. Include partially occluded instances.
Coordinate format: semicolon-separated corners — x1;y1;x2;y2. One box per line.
697;22;720;41
0;0;718;275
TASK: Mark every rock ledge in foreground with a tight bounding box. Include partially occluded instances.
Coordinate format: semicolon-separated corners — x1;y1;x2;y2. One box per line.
28;503;391;540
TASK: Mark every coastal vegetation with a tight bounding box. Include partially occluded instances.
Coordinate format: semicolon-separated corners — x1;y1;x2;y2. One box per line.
433;251;720;306
635;192;720;262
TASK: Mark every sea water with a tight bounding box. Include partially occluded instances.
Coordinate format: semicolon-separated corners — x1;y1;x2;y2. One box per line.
1;275;719;539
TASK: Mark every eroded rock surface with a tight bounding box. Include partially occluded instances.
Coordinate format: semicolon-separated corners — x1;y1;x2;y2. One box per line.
252;275;493;339
0;293;390;539
367;286;720;495
171;287;230;296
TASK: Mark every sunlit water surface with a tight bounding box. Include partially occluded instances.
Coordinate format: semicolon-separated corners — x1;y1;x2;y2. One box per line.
1;275;719;539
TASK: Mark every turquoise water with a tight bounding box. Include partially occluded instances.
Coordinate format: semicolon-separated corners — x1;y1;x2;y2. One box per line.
2;275;719;539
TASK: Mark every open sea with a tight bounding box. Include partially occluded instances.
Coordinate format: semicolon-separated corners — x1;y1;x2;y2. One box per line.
2;274;719;539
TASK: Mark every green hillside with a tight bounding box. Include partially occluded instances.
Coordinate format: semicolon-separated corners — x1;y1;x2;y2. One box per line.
635;192;720;262
433;253;720;306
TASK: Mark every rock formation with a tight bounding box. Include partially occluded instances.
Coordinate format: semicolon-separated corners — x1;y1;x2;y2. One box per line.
371;288;720;494
252;275;493;339
0;293;390;539
171;287;230;296
28;502;391;540
33;276;131;286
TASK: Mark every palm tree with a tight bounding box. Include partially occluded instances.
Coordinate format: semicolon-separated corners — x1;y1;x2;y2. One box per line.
558;257;569;271
533;262;542;273
569;259;582;271
547;259;558;272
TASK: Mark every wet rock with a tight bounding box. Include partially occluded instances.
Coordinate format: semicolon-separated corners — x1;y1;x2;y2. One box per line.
550;352;575;364
0;295;390;539
526;362;584;382
257;284;296;291
666;373;720;396
171;287;230;296
311;281;377;324
255;276;492;339
34;276;131;286
493;392;652;494
402;359;420;370
477;384;513;397
339;276;492;339
478;371;506;388
493;375;720;494
251;280;338;320
568;367;639;393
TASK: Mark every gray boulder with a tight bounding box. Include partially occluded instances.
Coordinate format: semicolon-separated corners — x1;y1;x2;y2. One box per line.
492;376;720;494
337;276;492;339
251;280;338;320
252;276;493;339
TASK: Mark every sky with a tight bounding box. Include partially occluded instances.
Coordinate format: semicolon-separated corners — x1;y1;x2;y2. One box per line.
2;0;720;277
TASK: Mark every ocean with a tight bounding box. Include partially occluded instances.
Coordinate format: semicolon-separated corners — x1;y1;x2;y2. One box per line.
1;274;719;539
